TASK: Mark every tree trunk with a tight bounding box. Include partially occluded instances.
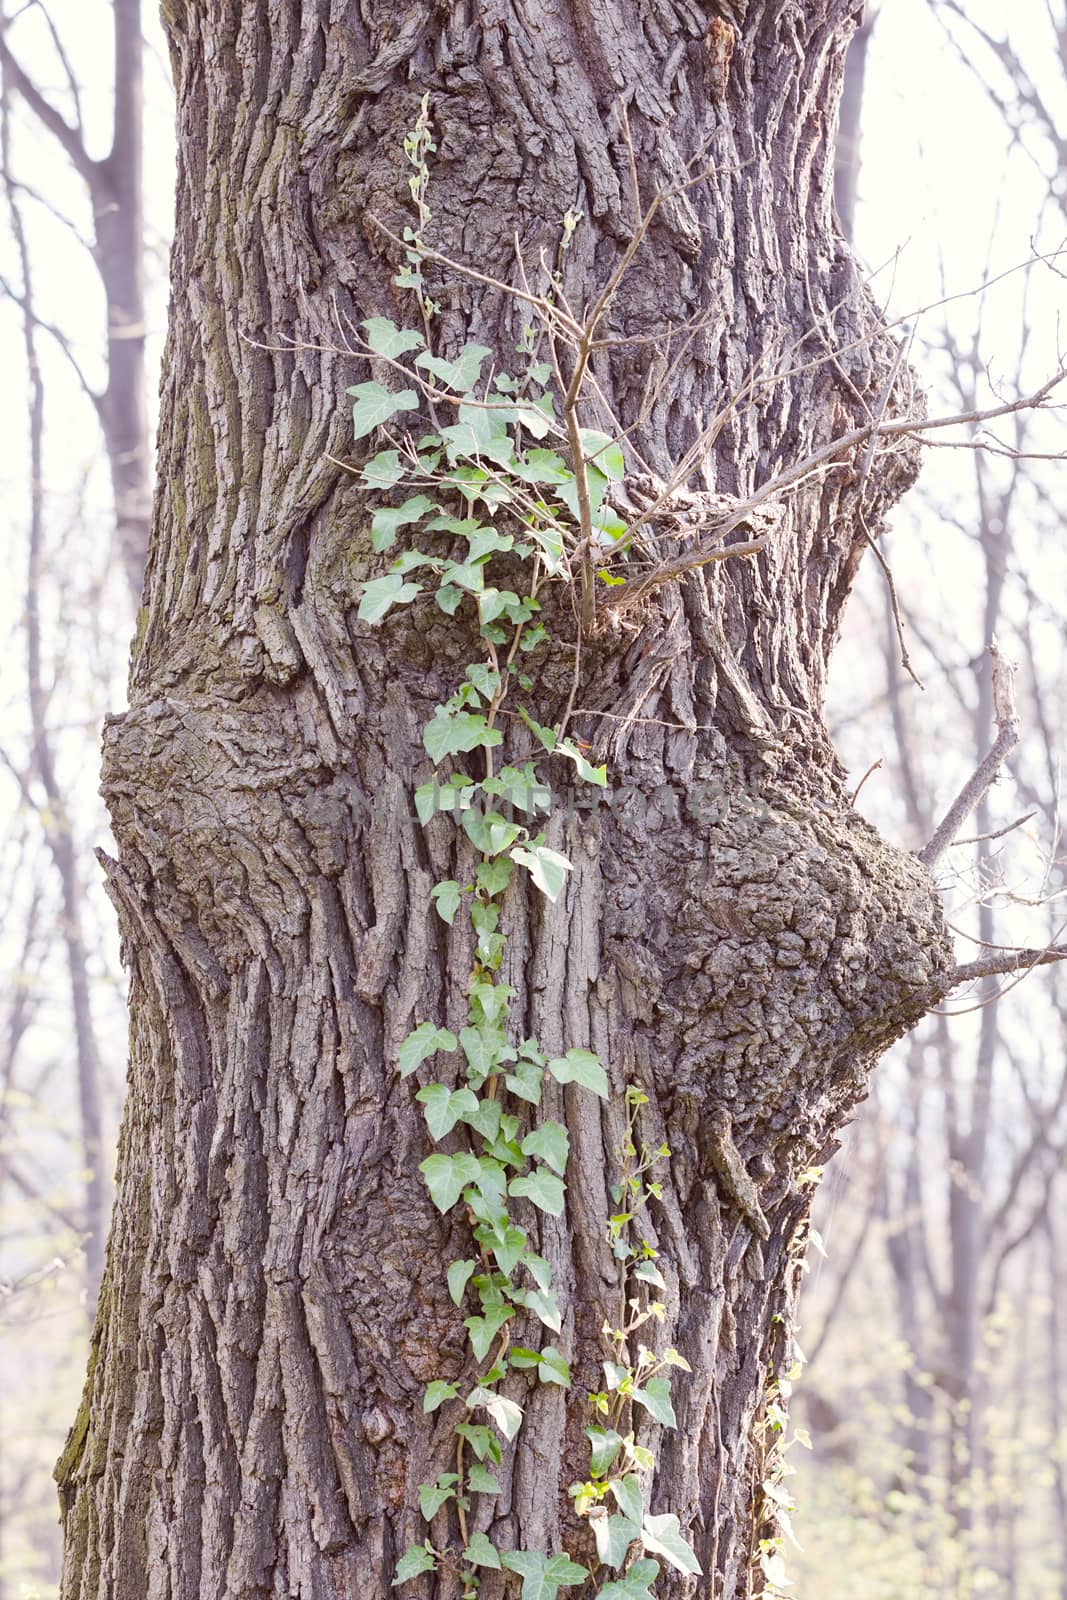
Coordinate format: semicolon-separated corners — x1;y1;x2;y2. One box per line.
59;3;952;1597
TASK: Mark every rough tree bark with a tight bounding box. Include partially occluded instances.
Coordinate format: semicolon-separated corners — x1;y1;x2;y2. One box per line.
58;2;953;1597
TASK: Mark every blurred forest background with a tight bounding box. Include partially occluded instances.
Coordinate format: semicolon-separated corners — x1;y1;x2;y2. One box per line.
0;2;1065;1595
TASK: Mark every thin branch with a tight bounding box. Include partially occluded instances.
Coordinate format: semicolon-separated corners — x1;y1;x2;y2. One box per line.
0;27;96;184
918;641;1019;871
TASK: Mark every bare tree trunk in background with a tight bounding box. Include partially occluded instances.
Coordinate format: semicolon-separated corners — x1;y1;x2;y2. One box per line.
58;4;954;1596
833;5;877;241
0;48;106;1303
0;0;148;600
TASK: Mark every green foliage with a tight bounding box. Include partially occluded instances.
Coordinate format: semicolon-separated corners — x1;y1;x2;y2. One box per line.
359;98;698;1600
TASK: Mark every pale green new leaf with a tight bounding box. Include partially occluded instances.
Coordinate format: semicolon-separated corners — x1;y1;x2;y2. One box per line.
592;1513;641;1569
609;1476;643;1526
468;1384;524;1441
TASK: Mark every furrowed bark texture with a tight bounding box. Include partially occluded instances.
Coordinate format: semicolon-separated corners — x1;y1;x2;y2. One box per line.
61;2;951;1597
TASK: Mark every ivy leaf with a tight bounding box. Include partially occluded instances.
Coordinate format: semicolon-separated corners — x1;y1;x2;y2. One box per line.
578;427;625;480
546;1048;609;1098
499;1550;588;1600
418;1474;458;1519
556;738;608;788
485;1223;527;1275
416;344;493;391
455;1422;501;1464
504;1059;543;1105
430;880;462;925
464;1307;512;1362
362;317;425;358
509;1168;566;1217
467;1462;500;1494
447;1259;477;1306
640;1513;702;1576
398;1023;457;1077
633;1261;666;1289
586;1426;624;1478
522;1287;562;1332
463;811;523;856
435;582;465;615
423;1380;459;1413
610;1475;644;1527
416;1083;480;1141
349;381;419;441
393;1544;437;1584
361;449;406;489
415;776;476;825
468;1384;524;1441
370;494;436;552
523;1254;553;1292
592;1513;641;1569
424;707;503;763
595;1559;661;1600
462;1094;503;1142
465;1531;502;1569
536;1346;570;1387
460;1024;508;1084
520;1120;569;1176
420;1152;482;1213
477;857;514;896
632;1375;677;1429
510;843;572;902
358;573;422;624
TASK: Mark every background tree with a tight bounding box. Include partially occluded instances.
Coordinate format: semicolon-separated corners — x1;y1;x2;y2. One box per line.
49;6;1067;1600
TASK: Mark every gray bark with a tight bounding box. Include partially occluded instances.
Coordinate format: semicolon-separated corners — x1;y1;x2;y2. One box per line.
59;3;952;1597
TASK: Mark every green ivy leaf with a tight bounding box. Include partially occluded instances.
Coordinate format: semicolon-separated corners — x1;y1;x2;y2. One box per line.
556;738;608;787
633;1261;666;1289
476;857;514;896
536;1346;570;1387
415;776;476;826
462;1094;503;1142
485;1222;527;1275
467;1462;500;1494
463;810;523;856
370;494;436;552
423;1380;459;1413
464;1307;512;1362
592;1514;641;1570
522;1287;562;1332
361;449;406;489
393;1544;437;1584
546;1048;609;1098
447;1259;477;1306
520;1120;569;1176
464;1531;502;1569
416;344;493;391
466;663;502;700
358;573;422;624
499;1550;588;1600
424;708;503;764
509;1167;566;1217
504;1059;543;1106
398;1023;458;1077
418;1474;459;1519
349;381;419;441
455;1422;502;1464
578;427;625;480
610;1475;644;1527
632;1375;676;1429
361;317;426;358
640;1513;702;1576
420;1151;482;1213
586;1426;624;1478
510;843;572;902
435;582;464;615
460;1024;509;1085
595;1559;661;1600
416;1083;480;1141
523;1254;553;1292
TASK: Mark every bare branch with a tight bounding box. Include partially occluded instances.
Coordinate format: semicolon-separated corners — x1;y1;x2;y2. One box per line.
918;642;1020;871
